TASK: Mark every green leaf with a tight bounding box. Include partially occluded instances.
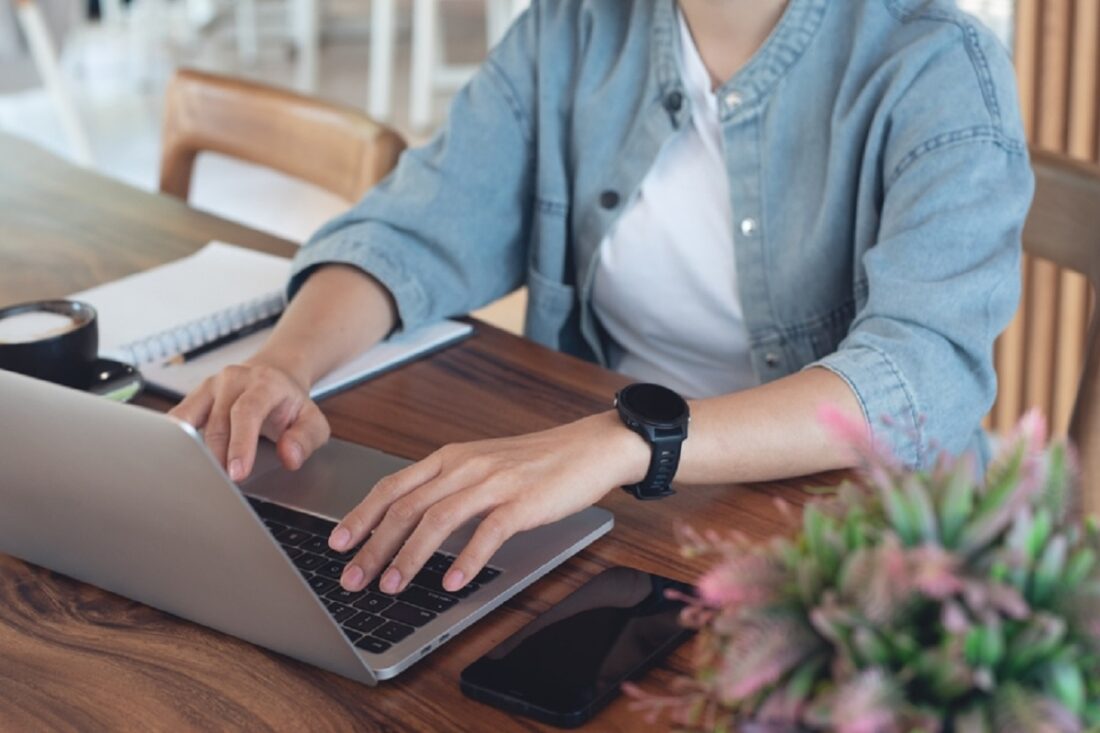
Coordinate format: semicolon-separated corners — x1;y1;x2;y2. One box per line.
1049;660;1087;716
1042;440;1071;521
976;443;1025;520
852;626;892;666
1004;614;1066;675
965;624;1005;668
1065;548;1097;588
904;474;940;543
804;506;840;579
1025;509;1053;562
883;483;920;545
938;464;976;548
1030;534;1068;606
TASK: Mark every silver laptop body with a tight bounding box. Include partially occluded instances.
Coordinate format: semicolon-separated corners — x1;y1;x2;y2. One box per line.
0;370;614;684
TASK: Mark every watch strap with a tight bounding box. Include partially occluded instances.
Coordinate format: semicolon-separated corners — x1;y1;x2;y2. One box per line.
621;437;681;500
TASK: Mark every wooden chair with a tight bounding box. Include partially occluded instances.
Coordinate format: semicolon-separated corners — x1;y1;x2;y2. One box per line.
159;68;406;204
12;0;93;166
1021;148;1100;513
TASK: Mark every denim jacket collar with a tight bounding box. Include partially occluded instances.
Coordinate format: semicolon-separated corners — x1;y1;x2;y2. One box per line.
653;0;830;122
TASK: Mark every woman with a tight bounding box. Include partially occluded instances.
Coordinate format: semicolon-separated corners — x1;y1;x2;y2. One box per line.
171;0;1033;597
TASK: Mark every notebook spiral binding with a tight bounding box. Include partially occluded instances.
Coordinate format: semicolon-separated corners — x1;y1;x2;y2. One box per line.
120;292;286;366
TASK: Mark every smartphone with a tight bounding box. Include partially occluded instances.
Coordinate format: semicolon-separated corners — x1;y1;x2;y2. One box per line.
459;566;695;728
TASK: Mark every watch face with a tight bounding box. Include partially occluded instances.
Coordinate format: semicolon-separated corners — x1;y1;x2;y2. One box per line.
619;383;687;425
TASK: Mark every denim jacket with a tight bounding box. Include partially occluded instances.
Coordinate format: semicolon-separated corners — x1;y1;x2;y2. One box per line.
290;0;1034;468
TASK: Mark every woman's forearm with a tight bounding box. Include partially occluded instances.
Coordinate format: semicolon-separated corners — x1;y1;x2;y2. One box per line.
250;264;398;388
674;367;866;485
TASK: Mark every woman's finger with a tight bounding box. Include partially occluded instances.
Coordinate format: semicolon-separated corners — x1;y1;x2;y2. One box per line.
380;486;501;594
277;399;330;471
168;378;215;429
329;450;446;553
338;466;480;592
444;505;526;592
225;383;283;481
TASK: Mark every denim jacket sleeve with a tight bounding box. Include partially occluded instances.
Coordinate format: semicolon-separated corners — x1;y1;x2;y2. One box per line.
286;15;538;332
809;30;1033;467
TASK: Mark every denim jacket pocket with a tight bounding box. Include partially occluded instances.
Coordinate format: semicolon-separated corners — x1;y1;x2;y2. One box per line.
524;264;577;350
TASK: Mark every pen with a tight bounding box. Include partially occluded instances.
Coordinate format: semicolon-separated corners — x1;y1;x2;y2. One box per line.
164;313;281;366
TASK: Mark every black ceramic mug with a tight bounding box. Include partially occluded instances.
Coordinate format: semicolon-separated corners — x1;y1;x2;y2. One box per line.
0;300;100;389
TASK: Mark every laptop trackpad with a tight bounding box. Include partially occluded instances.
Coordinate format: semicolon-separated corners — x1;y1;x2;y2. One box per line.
242;438;414;522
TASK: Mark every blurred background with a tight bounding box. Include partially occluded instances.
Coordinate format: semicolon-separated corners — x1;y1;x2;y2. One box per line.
0;0;1014;243
3;0;1092;438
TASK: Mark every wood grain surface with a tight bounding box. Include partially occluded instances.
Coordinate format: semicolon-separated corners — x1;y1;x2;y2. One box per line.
0;133;832;732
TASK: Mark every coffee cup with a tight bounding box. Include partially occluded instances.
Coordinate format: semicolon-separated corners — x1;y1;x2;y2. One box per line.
0;300;100;389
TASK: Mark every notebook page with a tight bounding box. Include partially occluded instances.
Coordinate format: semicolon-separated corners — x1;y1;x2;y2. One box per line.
139;320;474;400
71;242;291;362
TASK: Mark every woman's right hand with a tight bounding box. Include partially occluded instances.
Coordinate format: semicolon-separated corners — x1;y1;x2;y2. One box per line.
168;359;331;483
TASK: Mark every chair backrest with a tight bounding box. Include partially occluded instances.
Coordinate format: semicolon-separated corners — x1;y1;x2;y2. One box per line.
159;69;406;203
1022;148;1100;512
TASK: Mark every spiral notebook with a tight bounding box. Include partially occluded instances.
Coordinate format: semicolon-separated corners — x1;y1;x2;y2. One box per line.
70;242;473;400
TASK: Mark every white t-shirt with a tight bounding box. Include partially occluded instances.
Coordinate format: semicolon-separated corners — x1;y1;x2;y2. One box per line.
590;12;757;399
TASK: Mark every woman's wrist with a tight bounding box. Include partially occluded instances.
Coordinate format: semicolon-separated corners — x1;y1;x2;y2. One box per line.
581;410;651;487
246;348;315;393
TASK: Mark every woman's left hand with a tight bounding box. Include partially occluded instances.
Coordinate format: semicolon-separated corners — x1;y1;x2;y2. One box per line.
329;410;649;595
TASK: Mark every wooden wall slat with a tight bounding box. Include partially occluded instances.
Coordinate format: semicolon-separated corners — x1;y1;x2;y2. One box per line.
995;0;1042;433
992;0;1096;438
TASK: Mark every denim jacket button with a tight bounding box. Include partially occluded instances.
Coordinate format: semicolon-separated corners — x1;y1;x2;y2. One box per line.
740;217;759;236
723;90;744;110
664;91;684;112
764;352;781;367
600;190;621;209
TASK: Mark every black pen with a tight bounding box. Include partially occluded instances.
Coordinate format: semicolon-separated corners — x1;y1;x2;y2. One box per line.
164;313;281;366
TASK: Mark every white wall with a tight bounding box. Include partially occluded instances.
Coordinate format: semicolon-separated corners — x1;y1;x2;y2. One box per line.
957;0;1015;49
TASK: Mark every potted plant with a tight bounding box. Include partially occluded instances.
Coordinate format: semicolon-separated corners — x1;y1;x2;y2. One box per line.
629;409;1100;732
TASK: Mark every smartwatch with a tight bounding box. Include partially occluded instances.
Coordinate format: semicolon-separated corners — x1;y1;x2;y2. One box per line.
614;383;690;500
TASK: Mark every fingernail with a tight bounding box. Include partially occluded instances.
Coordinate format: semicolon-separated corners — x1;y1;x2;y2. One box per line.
229;459;242;481
342;565;364;589
380;567;401;594
330;527;351;550
287;441;303;468
444;569;465;592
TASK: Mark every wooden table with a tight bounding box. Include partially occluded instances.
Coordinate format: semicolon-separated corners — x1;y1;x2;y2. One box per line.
0;133;825;731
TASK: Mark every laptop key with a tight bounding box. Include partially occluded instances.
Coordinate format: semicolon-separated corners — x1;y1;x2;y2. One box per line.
353;592;395;614
263;520;287;534
373;621;415;643
315;561;346;581
293;553;325;571
346;612;385;634
307;575;338;596
355;636;392;654
283;547;305;560
300;536;329;554
451;582;481;600
411;568;447;594
326;587;365;605
382;602;437;627
474;567;501;585
330;603;358;624
274;528;311;547
399;586;458;613
325;545;362;562
343;628;363;644
253;501;337;537
424;553;454;574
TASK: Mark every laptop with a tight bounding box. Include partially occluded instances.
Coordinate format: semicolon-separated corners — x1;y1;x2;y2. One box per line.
0;369;614;684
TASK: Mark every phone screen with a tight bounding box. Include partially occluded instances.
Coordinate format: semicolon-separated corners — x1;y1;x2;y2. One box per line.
460;567;694;727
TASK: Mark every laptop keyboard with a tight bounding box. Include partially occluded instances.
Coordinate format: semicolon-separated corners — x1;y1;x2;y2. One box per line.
246;496;501;655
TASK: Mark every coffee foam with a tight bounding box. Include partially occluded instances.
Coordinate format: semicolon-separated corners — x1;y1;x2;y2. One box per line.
0;311;80;344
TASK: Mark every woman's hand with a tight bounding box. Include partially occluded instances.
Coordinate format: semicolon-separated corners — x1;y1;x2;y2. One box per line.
330;411;649;595
168;358;331;482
